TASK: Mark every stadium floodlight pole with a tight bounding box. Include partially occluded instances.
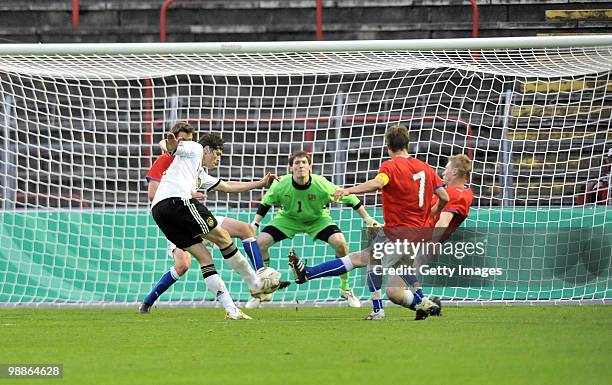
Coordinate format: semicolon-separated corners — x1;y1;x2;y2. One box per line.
0;35;611;55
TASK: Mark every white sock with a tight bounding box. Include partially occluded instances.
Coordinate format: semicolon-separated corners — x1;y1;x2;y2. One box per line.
340;256;354;271
204;274;238;314
225;251;260;291
370;289;382;300
169;266;180;280
402;289;415;309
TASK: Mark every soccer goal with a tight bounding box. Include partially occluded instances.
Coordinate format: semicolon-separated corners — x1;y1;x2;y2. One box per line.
0;36;610;307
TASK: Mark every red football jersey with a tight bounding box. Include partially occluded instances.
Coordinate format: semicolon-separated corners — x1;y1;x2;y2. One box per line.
378;157;444;228
145;153;174;183
429;184;474;237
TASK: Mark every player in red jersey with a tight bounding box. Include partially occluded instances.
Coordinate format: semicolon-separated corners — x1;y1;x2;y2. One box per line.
429;154;474;236
288;124;449;320
384;154;474;318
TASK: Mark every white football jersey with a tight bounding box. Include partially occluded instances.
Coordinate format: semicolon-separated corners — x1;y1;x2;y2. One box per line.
151;141;220;208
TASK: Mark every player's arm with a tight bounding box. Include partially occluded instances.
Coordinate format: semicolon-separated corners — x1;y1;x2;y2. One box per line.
430;187;450;242
145;154;169;202
333;174;386;200
431;201;442;218
163;133;202;158
214;173;278;193
431;211;454;243
147;181;160;202
163;133;179;153
434;212;454;228
251;209;269;233
159;139;169;153
434;186;450;212
430;172;446;218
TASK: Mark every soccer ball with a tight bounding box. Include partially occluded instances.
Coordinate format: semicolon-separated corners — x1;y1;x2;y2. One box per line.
255;267;281;294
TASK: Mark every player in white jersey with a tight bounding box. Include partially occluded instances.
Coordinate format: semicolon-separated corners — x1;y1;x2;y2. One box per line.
141;124;286;314
148;130;278;319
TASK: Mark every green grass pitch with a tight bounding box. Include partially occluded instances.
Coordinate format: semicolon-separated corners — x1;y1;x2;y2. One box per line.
1;306;611;385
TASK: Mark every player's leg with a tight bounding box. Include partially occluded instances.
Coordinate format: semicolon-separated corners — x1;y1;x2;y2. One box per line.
288;247;369;283
385;276;414;309
322;230;361;308
248;226;276;309
363;265;385;320
396;269;441;320
257;222;291;267
249;223;293;309
202;224;274;297
256;231;274;267
139;244;193;313
150;197;249;319
222;218;289;309
385;276;442;319
186;241;250;320
360;231;388;319
220;217;265;270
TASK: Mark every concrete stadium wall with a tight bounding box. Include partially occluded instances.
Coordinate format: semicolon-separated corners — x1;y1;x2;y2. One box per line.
0;0;610;43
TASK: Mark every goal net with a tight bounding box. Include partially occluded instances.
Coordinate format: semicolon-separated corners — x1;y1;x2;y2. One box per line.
0;37;610;306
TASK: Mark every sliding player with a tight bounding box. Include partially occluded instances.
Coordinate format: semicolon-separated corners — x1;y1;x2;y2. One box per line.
288;125;449;320
385;154;474;316
250;150;380;308
142;124;278;318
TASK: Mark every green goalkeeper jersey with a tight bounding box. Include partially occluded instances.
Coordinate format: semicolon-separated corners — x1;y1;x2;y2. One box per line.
261;174;362;223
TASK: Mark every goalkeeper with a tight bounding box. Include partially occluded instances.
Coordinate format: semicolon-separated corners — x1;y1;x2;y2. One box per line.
251;150;380;308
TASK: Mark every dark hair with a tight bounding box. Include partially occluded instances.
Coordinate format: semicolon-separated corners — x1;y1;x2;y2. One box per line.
385;124;410;151
288;150;312;166
198;132;225;151
170;121;194;136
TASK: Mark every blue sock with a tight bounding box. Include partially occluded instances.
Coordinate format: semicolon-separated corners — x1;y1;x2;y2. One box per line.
143;268;179;305
372;299;384;313
306;258;349;280
367;269;383;312
412;288;425;307
242;238;264;270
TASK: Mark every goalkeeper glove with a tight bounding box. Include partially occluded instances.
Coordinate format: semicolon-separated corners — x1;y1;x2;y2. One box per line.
365;217;382;227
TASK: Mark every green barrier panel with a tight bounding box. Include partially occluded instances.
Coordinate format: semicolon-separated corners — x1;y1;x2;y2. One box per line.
0;207;610;303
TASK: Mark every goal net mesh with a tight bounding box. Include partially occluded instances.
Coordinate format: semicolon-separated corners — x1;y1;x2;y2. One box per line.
0;43;610;305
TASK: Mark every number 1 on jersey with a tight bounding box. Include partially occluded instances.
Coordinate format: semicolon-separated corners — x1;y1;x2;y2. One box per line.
413;171;425;207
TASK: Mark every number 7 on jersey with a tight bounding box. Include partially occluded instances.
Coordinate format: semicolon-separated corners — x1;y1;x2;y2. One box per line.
413;170;426;208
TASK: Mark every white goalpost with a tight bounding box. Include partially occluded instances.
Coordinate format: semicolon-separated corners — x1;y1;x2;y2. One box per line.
0;35;610;306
